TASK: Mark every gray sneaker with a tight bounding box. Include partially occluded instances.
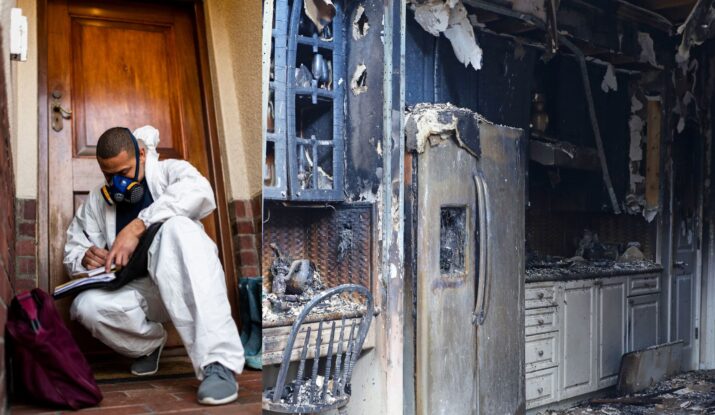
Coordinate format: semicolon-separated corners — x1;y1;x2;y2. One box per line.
130;335;166;376
197;362;239;405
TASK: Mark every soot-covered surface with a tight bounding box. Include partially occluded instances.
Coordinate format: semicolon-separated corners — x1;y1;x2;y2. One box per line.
525;258;662;282
545;371;715;415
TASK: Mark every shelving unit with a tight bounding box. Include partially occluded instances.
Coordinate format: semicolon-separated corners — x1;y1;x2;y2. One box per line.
265;0;345;202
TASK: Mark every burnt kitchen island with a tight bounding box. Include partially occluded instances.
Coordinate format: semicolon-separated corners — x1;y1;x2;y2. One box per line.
524;260;663;412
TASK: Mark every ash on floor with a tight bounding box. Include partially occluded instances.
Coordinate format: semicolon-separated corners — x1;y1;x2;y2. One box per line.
545;371;715;415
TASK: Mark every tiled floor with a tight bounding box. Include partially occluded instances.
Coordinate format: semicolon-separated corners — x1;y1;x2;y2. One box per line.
10;370;263;414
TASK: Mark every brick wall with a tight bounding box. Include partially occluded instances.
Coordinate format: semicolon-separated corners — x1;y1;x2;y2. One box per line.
0;32;15;411
14;199;36;291
229;194;262;277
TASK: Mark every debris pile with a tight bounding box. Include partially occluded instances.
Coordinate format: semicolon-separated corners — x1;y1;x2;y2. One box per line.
546;370;715;414
263;243;366;327
526;231;660;281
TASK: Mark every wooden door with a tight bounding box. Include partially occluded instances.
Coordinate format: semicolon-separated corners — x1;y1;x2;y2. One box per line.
560;280;597;400
671;127;701;370
46;0;235;355
597;278;626;388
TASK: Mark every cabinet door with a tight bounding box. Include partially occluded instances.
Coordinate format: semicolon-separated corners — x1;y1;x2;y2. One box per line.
597;278;626;388
560;281;597;399
628;294;659;352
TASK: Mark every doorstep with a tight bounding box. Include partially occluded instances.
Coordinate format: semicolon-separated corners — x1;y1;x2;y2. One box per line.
9;370;262;414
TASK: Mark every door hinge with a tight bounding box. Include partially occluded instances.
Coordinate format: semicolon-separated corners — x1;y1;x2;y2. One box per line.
695;327;699;340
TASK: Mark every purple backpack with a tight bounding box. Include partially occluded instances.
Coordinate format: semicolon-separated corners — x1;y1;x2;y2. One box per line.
6;289;103;409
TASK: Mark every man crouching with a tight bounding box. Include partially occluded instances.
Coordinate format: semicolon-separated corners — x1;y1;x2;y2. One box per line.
63;126;245;405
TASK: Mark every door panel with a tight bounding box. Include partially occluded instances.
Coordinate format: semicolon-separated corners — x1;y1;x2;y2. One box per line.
71;18;182;159
629;294;659;352
561;282;596;399
48;0;231;355
675;275;693;348
671;128;701;370
474;122;526;415
598;279;626;387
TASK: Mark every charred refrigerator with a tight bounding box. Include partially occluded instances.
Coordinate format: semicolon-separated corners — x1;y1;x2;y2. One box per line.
407;106;526;415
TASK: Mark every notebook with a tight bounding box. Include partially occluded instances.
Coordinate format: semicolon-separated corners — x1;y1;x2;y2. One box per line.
52;223;163;300
53;271;117;298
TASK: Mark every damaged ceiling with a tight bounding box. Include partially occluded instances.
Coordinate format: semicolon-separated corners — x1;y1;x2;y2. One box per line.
406;0;706;72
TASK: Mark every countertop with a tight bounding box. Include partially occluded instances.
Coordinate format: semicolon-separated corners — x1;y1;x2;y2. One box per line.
525;260;663;283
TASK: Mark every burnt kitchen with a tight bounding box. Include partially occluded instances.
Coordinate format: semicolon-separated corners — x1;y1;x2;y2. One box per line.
261;0;715;414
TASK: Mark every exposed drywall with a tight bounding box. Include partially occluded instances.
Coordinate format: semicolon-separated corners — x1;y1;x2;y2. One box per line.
204;0;263;201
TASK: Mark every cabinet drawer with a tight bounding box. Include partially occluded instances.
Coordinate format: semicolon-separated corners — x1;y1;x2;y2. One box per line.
525;332;558;372
526;367;558;409
525;284;557;309
628;274;660;296
525;307;558;336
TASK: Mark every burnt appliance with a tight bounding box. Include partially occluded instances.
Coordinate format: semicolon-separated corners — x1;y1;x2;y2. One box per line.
407;105;526;414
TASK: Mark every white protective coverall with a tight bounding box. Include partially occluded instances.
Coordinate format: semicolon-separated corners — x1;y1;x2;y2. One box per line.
63;126;244;379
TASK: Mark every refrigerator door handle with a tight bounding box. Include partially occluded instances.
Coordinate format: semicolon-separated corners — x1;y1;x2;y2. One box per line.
473;172;490;325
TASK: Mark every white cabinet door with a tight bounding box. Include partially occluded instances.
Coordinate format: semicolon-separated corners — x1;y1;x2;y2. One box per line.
597;278;627;388
628;294;660;352
560;280;597;400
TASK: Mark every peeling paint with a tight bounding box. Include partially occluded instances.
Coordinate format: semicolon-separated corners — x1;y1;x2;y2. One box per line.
637;32;661;69
631;96;643;113
443;2;483;70
629;115;644;162
601;63;618;93
408;0;482;70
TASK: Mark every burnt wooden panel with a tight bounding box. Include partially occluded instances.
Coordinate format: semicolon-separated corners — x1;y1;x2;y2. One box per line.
262;203;374;292
70;18;182;159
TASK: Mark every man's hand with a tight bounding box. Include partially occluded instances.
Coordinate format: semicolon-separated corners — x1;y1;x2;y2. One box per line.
105;219;147;272
81;246;109;271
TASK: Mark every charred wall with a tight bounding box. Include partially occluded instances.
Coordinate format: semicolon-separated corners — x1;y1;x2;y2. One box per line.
344;0;385;201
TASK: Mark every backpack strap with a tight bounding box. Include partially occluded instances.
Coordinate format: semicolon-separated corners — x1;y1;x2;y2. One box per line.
16;291;42;333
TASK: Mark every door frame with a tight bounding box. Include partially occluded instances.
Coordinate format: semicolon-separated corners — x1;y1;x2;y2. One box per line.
667;127;704;370
36;0;239;310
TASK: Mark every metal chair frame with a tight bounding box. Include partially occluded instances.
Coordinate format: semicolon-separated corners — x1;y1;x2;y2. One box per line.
263;284;374;414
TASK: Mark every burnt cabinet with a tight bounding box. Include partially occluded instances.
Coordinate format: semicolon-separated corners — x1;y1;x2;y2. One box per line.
596;278;627;388
559;280;597;400
265;0;345;202
526;273;659;411
627;293;660;352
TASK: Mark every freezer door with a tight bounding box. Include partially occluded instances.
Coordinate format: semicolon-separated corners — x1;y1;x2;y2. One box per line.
415;120;525;415
476;121;526;414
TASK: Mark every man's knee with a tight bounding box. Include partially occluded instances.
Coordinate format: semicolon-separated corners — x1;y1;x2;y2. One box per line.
162;216;198;236
70;291;103;326
158;216;212;249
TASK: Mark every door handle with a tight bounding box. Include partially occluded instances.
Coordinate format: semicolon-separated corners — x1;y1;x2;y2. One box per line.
51;90;72;132
472;172;490;326
674;261;688;269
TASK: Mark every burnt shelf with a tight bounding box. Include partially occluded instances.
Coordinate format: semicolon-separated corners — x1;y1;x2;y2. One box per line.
529;136;601;172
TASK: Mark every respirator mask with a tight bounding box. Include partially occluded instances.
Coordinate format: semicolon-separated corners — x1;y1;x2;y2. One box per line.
100;129;146;206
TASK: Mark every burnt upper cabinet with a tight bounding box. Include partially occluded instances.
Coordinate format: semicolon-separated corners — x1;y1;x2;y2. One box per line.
265;0;345;202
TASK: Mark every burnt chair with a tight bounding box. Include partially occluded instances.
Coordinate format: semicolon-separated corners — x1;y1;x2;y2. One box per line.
263;284;374;415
